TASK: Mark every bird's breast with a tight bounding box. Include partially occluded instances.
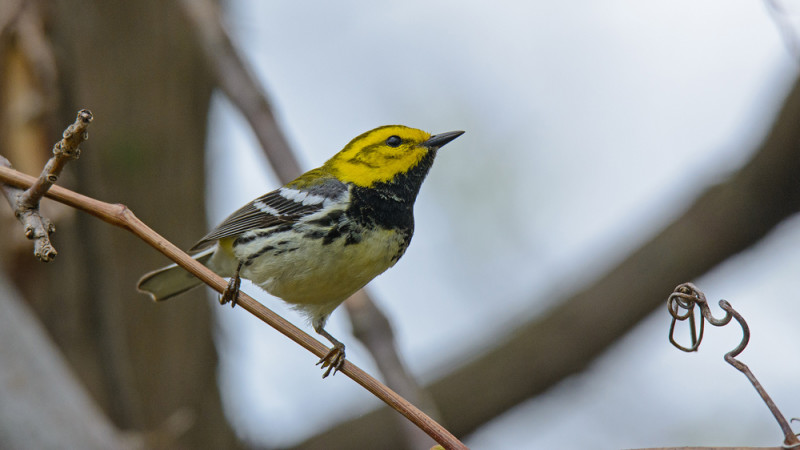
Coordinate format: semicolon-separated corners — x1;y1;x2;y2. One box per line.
233;216;412;306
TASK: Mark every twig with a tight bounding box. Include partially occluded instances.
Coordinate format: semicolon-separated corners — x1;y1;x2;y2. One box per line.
667;283;800;448
1;109;92;261
0;164;467;450
20;109;91;208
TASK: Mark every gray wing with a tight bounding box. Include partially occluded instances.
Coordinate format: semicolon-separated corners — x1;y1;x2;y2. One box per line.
190;177;348;251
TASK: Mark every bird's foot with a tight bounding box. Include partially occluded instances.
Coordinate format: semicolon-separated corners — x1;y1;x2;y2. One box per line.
220;274;241;308
316;343;345;378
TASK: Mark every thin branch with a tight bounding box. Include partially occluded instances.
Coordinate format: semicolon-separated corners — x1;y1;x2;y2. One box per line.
1;109;92;261
0;164;467;450
668;283;800;448
20;109;91;208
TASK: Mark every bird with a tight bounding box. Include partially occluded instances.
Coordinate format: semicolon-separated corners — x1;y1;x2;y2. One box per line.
137;125;464;377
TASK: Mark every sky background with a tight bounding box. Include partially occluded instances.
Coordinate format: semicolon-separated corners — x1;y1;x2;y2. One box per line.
202;1;800;448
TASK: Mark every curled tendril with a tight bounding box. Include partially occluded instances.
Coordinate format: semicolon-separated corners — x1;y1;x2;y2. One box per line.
666;282;799;448
667;283;705;352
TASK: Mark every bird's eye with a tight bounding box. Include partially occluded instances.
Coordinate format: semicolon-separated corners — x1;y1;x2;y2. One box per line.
386;135;402;147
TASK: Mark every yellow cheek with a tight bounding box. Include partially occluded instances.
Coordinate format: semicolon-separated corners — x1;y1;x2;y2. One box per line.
333;147;428;187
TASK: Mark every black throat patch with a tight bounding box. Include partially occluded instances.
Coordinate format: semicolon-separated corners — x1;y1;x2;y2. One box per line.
346;149;437;232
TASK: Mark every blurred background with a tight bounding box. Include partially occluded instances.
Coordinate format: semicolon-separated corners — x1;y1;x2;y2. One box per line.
1;0;799;449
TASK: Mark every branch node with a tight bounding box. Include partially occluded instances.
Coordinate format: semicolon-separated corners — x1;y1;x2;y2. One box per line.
1;109;92;261
34;238;57;262
53;109;92;159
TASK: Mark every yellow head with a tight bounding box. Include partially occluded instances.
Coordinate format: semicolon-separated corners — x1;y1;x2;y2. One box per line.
323;125;463;188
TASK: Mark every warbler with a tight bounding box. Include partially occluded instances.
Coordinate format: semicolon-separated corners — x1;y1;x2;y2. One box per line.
137;125;464;377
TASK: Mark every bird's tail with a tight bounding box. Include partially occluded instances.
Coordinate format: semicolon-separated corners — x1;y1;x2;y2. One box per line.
137;247;217;301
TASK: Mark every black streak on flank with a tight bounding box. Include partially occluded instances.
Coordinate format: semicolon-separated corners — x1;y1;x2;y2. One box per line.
345;232;362;246
322;226;343;245
303;230;327;240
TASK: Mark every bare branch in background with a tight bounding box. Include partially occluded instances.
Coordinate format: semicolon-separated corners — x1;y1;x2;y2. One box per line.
1;109;92;261
19;109;91;208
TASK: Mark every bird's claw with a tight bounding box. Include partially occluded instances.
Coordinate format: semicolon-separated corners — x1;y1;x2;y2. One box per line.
316;344;345;378
220;275;241;308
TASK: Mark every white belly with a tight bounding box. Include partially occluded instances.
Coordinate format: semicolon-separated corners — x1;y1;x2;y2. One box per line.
234;224;407;313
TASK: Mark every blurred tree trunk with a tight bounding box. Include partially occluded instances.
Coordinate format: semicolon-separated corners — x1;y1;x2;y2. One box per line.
1;1;238;448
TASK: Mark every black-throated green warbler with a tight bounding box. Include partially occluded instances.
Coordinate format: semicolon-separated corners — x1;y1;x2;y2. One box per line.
137;125;464;377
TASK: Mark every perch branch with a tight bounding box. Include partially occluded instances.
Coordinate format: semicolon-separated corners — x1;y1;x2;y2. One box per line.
0;164;466;450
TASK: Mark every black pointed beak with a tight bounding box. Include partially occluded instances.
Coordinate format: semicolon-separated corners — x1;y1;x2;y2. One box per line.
423;130;464;149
